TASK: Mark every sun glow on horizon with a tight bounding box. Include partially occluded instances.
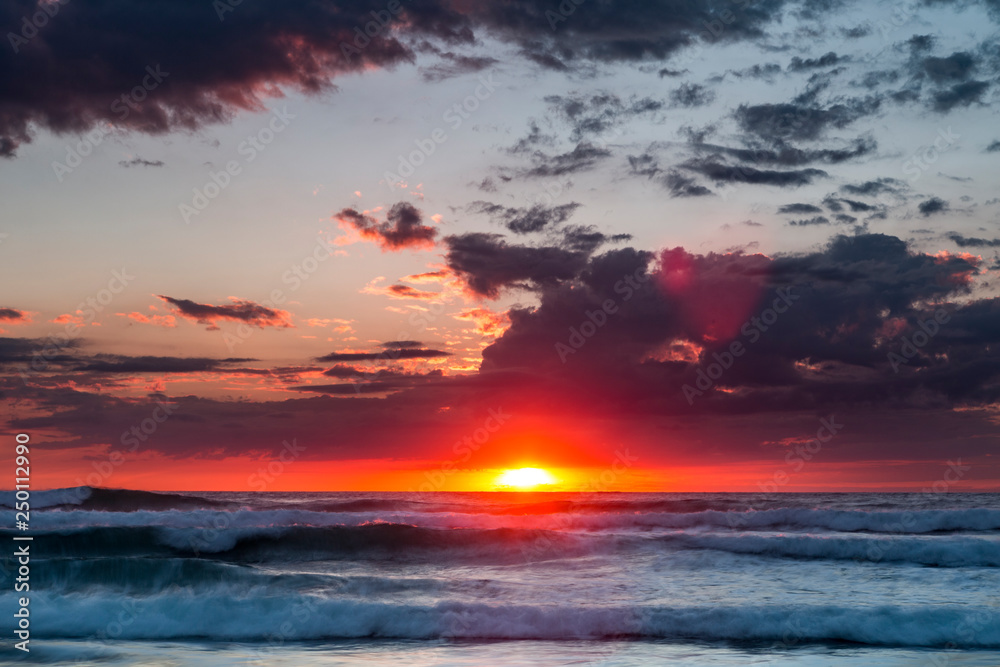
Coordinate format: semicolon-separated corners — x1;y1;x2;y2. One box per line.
494;467;557;490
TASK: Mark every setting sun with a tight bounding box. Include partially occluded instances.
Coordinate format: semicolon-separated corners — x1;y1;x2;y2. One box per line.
494;467;557;489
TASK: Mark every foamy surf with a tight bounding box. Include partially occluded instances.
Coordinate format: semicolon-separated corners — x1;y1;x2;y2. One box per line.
3;489;999;663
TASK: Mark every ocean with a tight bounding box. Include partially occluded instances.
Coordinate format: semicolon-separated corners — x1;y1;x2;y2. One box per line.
1;488;999;665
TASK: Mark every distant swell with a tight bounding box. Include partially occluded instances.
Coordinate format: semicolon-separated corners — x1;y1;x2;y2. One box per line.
6;524;596;564
9;523;1000;568
20;506;1000;537
6;594;999;647
0;486;233;512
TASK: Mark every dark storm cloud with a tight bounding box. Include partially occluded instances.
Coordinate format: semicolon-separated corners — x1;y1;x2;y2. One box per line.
788;51;846;71
0;336;78;365
77;356;252;373
834;198;876;212
840;178;906;197
907;34;935;53
479;234;990;419
658;67;688;78
918;197;949;216
840;25;870;38
945;232;1000;248
156;296;293;329
669;83;715;108
734;98;880;142
789;216;831;226
626;153;711;196
543;92;663;141
118;157;164;168
663;171;714;197
561;225;631;252
729;63;782;79
335;202;437;251
380;341;424;349
694;137;877;166
444;232;594;299
922;51;977;83
931;80;990;112
0;0;802;156
316;349;451;362
778;203;823;214
0;0;422;156
681;157;827;187
627;153;661;178
521;142;612;177
0;307;28;322
420;52;499;82
986;140;1000;152
470;201;581;234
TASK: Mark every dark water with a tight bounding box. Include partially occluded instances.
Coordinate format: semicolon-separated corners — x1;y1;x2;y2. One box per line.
1;488;999;665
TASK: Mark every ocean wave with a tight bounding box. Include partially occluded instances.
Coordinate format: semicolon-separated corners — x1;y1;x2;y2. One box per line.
658;533;1000;567
26;557;446;597
0;487;233;512
2;523;598;564
16;504;1000;537
6;594;999;646
7;522;1000;567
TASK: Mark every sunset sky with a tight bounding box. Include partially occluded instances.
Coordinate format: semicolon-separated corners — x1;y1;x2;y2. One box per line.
2;0;1000;491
